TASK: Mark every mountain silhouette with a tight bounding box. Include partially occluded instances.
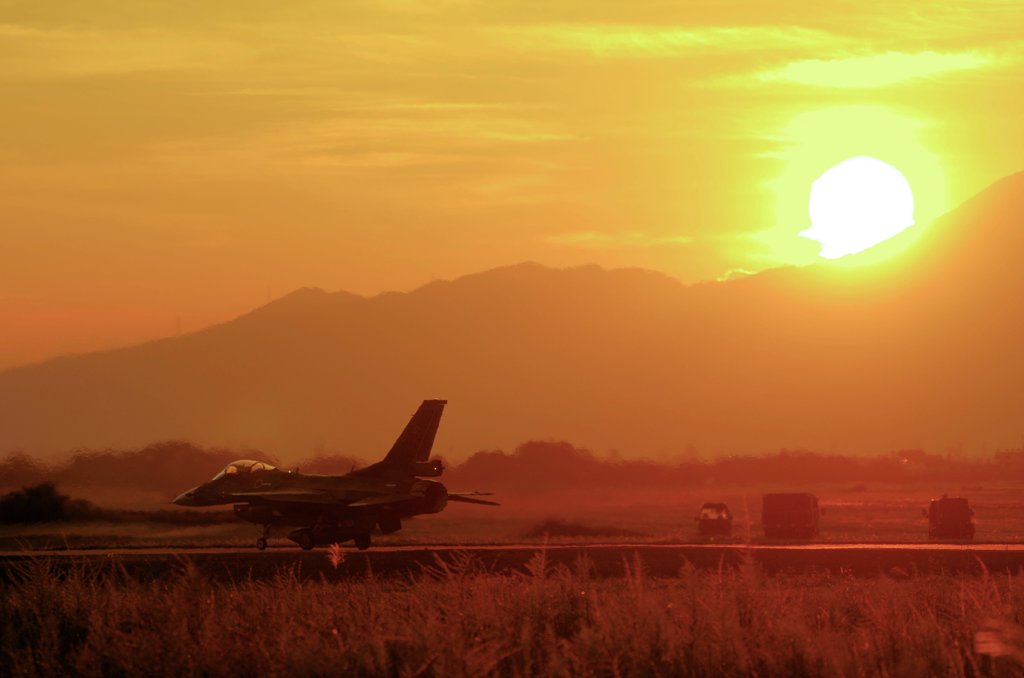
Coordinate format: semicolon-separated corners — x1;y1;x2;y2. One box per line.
1;172;1022;462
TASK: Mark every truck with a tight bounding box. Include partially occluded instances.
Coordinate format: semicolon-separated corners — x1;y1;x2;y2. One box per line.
924;496;975;539
762;493;822;538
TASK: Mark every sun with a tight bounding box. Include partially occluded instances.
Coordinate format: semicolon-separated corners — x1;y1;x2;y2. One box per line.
800;156;915;259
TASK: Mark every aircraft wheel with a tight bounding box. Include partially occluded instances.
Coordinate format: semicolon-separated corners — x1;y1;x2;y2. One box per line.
354;533;371;551
297;531;314;551
256;537;267;551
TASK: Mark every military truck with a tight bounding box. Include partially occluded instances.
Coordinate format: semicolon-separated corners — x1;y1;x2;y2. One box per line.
924;496;975;539
695;502;733;536
762;493;822;538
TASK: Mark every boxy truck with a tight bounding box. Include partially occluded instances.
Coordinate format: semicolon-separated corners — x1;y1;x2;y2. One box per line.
762;493;823;538
924;496;975;539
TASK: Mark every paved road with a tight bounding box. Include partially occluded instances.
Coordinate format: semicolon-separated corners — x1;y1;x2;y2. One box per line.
2;543;1023;580
2;541;1024;556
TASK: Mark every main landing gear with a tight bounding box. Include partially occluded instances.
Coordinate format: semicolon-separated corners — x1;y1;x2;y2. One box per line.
354;533;371;551
256;524;271;550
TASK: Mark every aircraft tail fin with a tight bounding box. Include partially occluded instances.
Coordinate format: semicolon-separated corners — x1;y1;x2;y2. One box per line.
382;399;447;465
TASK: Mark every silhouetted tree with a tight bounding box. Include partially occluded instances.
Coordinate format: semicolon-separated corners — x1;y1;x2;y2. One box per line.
0;483;72;523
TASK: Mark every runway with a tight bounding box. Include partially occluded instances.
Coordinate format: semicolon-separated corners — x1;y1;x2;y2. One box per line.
2;542;1023;581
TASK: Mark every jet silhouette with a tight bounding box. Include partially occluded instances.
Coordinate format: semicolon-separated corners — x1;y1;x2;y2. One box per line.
174;400;496;550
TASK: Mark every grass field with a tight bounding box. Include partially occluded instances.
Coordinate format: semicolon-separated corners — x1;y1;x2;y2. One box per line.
3;551;1023;676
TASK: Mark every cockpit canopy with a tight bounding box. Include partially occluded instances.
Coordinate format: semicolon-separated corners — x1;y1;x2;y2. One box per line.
212;459;277;480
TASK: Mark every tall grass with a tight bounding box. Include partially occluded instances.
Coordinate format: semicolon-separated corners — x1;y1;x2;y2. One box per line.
2;554;1022;677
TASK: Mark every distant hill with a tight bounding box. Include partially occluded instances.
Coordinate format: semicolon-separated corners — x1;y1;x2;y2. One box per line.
1;172;1022;461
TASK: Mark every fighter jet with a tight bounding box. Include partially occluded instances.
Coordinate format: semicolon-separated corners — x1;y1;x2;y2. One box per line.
173;400;496;550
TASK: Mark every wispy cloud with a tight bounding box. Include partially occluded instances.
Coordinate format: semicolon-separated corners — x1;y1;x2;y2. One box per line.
751;50;1008;88
489;24;842;58
716;268;755;282
545;231;693;249
149;109;576;179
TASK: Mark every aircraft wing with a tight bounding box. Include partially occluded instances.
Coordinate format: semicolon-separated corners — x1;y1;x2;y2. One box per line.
230;490;339;504
448;493;500;506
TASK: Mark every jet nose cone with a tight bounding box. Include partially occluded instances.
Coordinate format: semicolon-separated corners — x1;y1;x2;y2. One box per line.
173;488;200;506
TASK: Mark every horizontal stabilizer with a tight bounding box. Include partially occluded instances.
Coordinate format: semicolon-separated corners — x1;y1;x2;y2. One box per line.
448;493;500;506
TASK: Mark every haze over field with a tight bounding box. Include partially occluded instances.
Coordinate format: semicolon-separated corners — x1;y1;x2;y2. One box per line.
1;172;1022;461
5;439;1023;507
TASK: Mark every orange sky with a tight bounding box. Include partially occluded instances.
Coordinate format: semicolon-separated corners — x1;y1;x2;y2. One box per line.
1;1;1022;369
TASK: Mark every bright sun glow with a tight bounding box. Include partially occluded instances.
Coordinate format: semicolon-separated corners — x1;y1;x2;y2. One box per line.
800;156;915;259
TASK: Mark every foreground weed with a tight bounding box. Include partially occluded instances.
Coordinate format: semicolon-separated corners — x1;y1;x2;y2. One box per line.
3;558;1024;677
